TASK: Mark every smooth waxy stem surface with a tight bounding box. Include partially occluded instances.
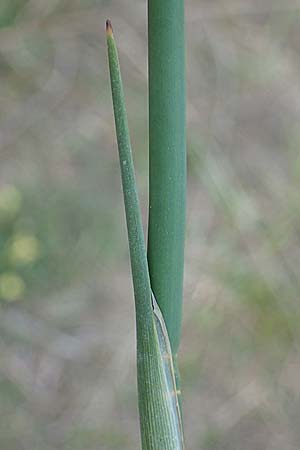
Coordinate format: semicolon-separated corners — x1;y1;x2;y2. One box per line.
148;0;186;407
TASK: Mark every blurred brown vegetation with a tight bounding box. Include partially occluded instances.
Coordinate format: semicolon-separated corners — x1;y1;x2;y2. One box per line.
0;1;300;449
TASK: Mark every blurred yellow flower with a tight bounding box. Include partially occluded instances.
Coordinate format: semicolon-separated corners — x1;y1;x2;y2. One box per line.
0;185;22;221
0;272;25;302
10;234;41;265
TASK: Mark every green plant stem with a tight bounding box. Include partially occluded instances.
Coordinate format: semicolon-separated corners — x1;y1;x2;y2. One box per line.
106;20;184;450
148;0;186;357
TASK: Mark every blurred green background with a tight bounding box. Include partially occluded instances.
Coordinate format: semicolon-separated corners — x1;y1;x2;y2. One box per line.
0;1;300;449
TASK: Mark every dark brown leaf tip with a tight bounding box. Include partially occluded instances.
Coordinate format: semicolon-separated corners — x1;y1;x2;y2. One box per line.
106;19;113;36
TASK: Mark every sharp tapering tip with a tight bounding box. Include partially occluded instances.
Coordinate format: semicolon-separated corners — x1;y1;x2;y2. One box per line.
106;19;113;36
